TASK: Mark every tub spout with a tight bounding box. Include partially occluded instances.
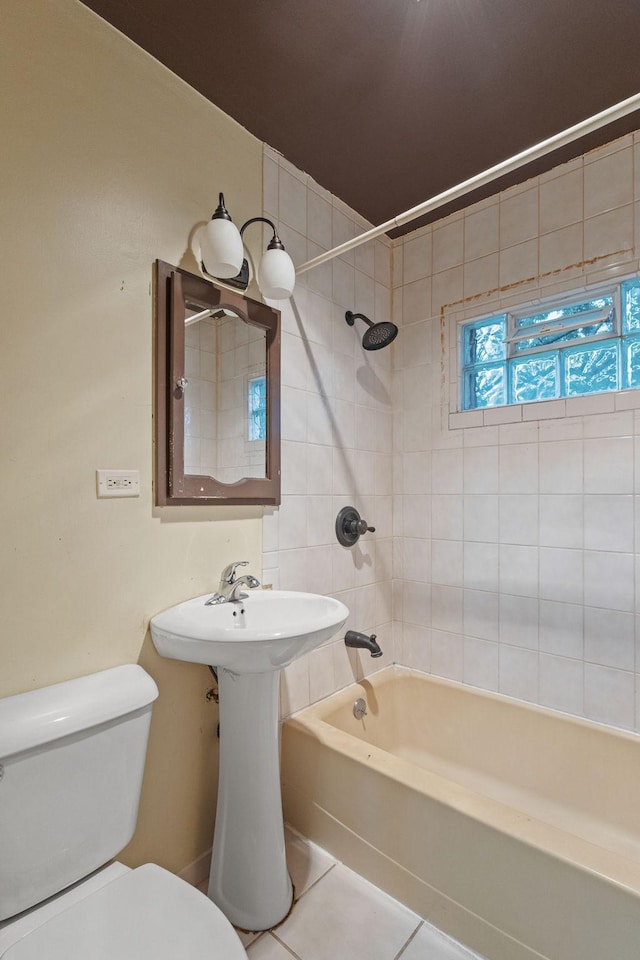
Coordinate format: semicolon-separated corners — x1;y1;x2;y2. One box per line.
345;630;383;658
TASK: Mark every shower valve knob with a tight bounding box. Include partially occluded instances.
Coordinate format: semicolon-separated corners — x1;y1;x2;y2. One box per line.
336;506;375;547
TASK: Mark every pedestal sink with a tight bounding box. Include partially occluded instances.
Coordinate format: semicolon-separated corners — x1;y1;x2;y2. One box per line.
150;590;349;930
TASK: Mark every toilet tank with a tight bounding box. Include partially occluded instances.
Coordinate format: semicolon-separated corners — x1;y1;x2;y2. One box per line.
0;665;159;921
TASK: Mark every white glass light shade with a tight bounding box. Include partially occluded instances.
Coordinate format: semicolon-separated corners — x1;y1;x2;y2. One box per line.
258;248;296;300
201;217;244;279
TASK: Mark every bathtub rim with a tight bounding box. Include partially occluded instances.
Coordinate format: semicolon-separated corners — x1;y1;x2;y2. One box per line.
283;665;640;898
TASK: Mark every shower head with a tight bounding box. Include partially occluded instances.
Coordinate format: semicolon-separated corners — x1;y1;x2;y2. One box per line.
345;311;398;351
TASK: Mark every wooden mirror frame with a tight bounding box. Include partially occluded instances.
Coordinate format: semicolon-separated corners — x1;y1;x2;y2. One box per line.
154;260;281;505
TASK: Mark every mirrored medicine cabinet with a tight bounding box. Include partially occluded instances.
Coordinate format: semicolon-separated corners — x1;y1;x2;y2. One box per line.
154;260;281;506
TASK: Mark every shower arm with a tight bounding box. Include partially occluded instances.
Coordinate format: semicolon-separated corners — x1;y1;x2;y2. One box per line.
295;92;640;277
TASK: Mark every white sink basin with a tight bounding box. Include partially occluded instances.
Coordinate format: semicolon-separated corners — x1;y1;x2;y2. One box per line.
150;586;349;931
150;590;349;674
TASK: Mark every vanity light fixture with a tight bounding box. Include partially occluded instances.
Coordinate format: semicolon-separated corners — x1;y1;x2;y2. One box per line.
199;193;296;300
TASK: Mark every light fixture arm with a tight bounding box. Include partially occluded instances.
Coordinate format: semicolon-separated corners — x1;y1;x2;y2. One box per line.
239;216;286;251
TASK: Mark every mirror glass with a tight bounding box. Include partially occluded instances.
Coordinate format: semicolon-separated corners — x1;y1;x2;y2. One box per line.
154;261;281;506
184;303;267;483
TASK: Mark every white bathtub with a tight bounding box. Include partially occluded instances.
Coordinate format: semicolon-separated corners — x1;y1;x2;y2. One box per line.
281;666;640;960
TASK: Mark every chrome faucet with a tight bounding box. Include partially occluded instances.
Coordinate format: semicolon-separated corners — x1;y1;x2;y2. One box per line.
205;561;261;605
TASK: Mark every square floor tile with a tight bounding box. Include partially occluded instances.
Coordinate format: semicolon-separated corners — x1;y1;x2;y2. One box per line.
247;933;297;959
274;863;420;960
398;921;484;959
285;827;336;900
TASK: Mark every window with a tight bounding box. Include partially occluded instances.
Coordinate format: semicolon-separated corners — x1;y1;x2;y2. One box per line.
248;375;267;441
461;277;640;410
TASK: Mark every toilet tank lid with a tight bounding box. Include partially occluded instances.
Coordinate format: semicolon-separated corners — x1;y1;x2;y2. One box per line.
0;665;159;760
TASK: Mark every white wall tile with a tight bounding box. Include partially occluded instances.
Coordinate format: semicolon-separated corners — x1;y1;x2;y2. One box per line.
584;551;634;612
463;589;499;642
500;186;539;247
539;600;583;659
499;645;538;701
463;494;499;542
539;495;583;548
539;167;583;234
431;539;463;586
431;584;463;634
464;541;499;593
584;204;634;263
539;440;583;493
463;445;499;494
583;437;633;493
539;546;583;604
539;654;583;716
464;202;499;260
498;594;538;650
583;495;634;552
431;494;463;540
584;146;634;218
499;494;538;545
584;663;635;729
584;607;635;670
499;544;538;598
463;635;499;691
403;230;432;284
431;629;464;680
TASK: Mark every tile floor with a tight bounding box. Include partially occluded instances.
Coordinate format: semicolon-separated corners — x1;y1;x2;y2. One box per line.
203;828;485;960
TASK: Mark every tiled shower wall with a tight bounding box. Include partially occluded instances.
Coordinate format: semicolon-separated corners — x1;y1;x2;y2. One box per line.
261;146;395;717
393;130;640;733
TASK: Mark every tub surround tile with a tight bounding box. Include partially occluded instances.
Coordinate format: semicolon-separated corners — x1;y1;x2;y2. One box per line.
539;600;584;659
539;654;584;716
268;135;640;736
584;663;635;730
463;496;499;543
463;636;499;692
498;646;538;703
431;629;464;681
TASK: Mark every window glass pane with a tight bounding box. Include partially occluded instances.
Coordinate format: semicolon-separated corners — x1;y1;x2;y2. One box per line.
564;342;619;396
516;296;614;329
513;315;614;352
511;354;558;403
622;279;640;331
624;336;640;388
464;364;505;409
464;319;506;364
248;376;267;441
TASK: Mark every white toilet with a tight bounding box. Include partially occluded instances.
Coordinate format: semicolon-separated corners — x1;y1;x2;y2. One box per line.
0;665;248;959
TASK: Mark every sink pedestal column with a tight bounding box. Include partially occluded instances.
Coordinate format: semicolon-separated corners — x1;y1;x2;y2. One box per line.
207;668;293;930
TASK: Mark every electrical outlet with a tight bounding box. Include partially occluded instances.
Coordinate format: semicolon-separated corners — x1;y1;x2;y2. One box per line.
96;469;140;498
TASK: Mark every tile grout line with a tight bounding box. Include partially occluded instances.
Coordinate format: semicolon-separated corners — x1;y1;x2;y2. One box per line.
270;930;305;960
391;919;424;960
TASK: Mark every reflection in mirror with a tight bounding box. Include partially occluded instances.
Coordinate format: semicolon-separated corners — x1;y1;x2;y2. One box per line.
184;303;268;483
154;261;280;506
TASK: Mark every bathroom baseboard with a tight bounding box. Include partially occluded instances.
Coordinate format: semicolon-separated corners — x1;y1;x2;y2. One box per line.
179;847;212;888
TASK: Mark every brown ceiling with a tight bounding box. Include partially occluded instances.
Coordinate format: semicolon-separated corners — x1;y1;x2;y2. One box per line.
80;0;640;237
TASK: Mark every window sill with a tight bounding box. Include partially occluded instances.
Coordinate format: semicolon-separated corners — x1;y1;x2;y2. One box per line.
449;387;640;430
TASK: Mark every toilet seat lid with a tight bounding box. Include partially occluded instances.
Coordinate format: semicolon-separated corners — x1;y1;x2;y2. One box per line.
2;864;247;960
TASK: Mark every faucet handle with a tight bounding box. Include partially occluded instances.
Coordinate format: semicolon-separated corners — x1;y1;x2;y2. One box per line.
220;560;249;584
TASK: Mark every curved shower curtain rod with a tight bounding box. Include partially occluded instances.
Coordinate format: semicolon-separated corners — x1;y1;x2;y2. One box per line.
295;92;640;276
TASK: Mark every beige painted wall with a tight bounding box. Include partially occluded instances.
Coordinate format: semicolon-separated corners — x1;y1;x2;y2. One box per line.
0;0;264;874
